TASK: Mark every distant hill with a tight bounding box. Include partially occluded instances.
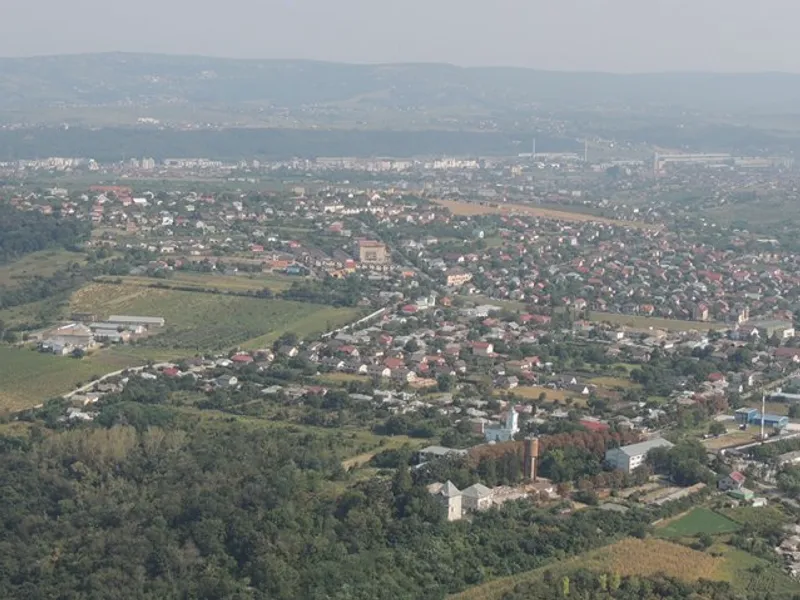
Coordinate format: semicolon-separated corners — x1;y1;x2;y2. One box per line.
3;53;800;123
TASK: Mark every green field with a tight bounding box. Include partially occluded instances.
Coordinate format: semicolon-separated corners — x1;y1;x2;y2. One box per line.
70;283;361;352
97;271;297;293
0;346;143;411
657;507;741;537
0;249;86;287
721;506;789;531
588;312;727;332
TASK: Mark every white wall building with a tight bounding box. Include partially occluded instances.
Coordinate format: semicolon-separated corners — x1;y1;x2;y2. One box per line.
605;438;674;474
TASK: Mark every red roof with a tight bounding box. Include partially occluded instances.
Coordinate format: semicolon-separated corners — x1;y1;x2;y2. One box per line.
729;471;746;483
162;367;180;377
231;353;254;363
384;357;405;370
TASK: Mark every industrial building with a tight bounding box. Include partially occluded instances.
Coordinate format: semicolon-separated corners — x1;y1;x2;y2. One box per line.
107;315;165;328
734;408;789;432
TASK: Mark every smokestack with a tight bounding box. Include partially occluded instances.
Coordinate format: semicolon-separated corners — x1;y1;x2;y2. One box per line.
761;393;766;441
524;437;540;482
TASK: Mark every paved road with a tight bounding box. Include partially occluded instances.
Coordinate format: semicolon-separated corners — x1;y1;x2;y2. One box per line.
62;362;174;400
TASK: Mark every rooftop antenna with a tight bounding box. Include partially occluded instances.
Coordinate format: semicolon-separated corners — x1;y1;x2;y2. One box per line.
760;393;766;441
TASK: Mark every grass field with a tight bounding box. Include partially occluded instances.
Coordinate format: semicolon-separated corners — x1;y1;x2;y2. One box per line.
70;283;361;352
657;507;740;537
434;199;659;231
341;436;427;470
588;311;727;332
448;538;724;600
317;372;371;385
508;386;586;406
97;271;297;293
0;346;144;411
588;376;640;390
0;296;69;327
703;430;757;450
0;249;86;287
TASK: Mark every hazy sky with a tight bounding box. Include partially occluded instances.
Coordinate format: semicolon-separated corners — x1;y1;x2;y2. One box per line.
1;0;796;72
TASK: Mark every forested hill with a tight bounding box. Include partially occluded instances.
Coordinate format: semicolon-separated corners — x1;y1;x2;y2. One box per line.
4;53;800;116
0;401;658;600
0;205;90;264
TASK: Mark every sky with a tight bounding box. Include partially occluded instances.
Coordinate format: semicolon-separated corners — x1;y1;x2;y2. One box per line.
1;0;797;72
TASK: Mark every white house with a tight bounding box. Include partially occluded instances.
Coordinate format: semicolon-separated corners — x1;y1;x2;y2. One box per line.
605;438;674;474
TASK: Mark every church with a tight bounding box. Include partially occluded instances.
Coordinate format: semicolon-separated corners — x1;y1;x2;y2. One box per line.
482;407;519;443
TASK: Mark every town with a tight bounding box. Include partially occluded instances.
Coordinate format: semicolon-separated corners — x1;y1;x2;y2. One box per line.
3;152;800;597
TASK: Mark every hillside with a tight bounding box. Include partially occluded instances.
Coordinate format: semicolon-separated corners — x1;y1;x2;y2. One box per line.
3;53;800;122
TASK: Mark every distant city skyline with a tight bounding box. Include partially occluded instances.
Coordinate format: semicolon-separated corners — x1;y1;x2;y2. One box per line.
2;0;799;73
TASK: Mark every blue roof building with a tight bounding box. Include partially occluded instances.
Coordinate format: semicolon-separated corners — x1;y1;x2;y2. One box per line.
734;407;789;430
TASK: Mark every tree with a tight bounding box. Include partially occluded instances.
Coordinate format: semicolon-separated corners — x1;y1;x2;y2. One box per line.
789;404;800;419
708;421;727;436
404;339;420;353
437;374;455;392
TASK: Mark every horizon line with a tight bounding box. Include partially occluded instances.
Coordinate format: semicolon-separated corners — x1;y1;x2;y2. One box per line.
1;50;800;77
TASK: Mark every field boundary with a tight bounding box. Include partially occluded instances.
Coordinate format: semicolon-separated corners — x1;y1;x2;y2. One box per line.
434;199;661;231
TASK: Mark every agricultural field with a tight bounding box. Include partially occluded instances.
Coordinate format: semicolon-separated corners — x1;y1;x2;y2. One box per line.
96;271;297;293
70;283;362;352
434;199;658;231
0;249;85;287
449;538;724;600
721;506;789;531
588;311;727;332
0;346;143;411
713;543;799;596
657;507;740;538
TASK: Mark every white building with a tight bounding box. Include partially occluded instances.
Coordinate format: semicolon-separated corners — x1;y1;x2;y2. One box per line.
484;408;519;443
461;483;494;512
428;481;463;521
604;438;674;474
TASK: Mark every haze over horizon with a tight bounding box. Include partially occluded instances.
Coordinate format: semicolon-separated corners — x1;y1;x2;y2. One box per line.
2;0;798;73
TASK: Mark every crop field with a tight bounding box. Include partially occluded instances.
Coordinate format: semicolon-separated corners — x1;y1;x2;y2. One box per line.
657;507;740;537
97;271;296;293
448;538;724;600
70;283;361;352
0;249;85;287
721;506;788;531
0;346;142;411
588;311;728;332
434;199;659;231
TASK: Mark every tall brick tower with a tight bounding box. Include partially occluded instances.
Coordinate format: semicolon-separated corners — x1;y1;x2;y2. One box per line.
523;437;540;481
